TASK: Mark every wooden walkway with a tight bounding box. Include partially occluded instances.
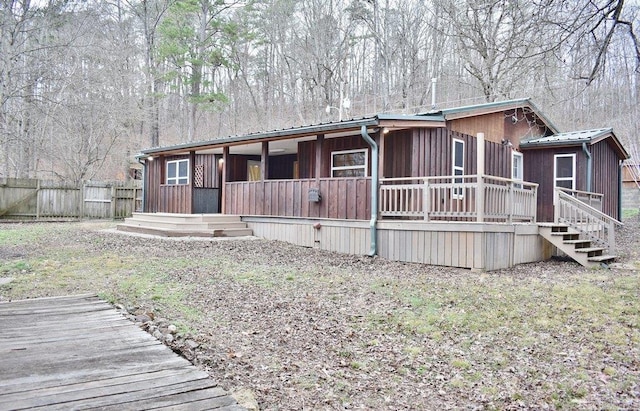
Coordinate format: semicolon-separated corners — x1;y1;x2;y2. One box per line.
0;294;245;410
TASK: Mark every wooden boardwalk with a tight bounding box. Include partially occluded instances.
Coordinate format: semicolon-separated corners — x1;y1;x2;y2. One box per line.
0;294;245;410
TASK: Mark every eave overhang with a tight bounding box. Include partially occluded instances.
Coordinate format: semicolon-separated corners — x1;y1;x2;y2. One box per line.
137;114;446;158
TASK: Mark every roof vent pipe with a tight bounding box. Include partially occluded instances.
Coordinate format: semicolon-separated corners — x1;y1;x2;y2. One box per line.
431;78;437;110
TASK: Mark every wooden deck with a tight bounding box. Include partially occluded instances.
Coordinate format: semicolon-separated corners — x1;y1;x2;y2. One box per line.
0;294;245;410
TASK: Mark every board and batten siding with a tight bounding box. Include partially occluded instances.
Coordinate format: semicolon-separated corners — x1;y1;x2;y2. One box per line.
591;139;621;220
225;178;371;220
409;128;512;179
243;217;548;270
297;135;370;179
521;145;621;222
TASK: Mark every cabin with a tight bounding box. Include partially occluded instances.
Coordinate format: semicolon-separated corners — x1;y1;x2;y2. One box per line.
120;99;630;270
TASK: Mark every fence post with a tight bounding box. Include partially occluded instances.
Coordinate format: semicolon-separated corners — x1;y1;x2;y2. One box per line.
80;182;85;219
110;185;117;219
36;179;41;219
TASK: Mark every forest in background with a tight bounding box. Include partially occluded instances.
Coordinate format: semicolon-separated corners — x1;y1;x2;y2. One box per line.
1;0;639;182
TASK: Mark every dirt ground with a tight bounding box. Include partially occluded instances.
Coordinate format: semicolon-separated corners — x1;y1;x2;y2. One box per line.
1;217;639;410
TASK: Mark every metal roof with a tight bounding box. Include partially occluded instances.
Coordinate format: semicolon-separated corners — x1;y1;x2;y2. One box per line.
139;114;445;156
520;128;612;146
520;128;629;159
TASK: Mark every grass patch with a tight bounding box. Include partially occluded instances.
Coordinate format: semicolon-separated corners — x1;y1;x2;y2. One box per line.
622;208;639;219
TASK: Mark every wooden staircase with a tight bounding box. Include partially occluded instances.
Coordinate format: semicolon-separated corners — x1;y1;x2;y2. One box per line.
117;213;253;238
538;223;617;268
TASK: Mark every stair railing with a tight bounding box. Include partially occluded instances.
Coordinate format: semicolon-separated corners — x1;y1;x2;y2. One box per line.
554;188;623;252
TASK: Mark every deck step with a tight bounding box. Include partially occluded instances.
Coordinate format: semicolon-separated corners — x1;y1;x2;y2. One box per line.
574;247;605;254
117;213;253;238
588;255;617;263
538;223;615;268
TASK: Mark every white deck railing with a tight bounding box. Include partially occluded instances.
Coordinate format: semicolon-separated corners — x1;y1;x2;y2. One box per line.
379;175;538;223
554;188;621;252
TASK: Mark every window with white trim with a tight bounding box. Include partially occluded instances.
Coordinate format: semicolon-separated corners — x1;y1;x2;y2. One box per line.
452;138;464;198
166;159;189;185
554;153;575;190
331;149;368;177
512;151;523;186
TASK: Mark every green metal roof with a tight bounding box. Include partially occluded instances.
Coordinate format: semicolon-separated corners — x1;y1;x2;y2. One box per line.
520;128;629;159
520;128;613;146
139;114;445;156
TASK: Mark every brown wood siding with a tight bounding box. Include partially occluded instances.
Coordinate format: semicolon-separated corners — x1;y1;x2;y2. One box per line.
144;155;193;213
408;128;512;178
383;130;413;178
484;140;512;178
268;154;297;179
591;140;621;220
449;109;549;145
158;184;192;213
523;147;586;222
449;112;506;144
297;141;315;179
195;154;221;188
226;154;260;182
298;135;370;178
225;178;371;220
411;128;457;177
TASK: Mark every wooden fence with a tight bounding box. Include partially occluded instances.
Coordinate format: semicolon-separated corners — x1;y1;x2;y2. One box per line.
0;178;142;219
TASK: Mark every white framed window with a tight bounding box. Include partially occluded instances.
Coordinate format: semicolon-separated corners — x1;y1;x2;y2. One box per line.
512;151;523;187
331;149;368;177
166;159;189;185
554;153;575;190
452;138;465;198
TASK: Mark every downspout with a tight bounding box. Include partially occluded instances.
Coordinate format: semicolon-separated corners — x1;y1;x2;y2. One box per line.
582;142;592;192
360;125;378;257
618;161;623;221
136;156;147;212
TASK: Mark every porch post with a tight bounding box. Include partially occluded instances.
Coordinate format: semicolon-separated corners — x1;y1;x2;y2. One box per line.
477;133;485;222
189;150;196;213
261;141;269;180
221;146;229;214
378;130;385;179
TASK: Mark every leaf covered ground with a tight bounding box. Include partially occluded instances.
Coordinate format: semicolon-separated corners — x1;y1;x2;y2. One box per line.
1;219;639;410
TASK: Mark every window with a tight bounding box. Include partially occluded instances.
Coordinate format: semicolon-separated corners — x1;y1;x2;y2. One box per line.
331;149;368;177
452;138;464;198
166;159;189;185
512;151;523;187
554;154;575;190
